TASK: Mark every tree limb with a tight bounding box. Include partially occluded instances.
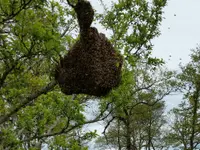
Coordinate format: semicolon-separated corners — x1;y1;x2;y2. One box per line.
1;0;33;24
102;116;115;146
19;101;112;143
0;80;57;124
0;64;16;89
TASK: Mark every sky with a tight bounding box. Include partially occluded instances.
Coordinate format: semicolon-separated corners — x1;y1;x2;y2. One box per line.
84;0;200;149
152;0;200;70
152;0;200;109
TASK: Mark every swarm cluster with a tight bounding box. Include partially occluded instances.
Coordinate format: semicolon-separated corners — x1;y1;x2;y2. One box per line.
55;0;123;96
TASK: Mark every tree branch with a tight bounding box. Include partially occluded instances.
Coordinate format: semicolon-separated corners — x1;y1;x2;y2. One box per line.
0;64;16;89
66;0;75;8
102;116;115;147
0;80;57;124
21;112;109;143
102;116;115;135
1;0;33;24
0;42;41;90
19;101;112;143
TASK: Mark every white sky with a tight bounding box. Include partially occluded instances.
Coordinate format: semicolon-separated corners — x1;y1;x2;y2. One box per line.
152;0;200;70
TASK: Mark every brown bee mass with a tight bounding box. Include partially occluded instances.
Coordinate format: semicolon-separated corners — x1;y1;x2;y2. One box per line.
55;0;123;96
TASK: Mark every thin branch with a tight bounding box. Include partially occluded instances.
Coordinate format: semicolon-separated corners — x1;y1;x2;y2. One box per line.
1;0;33;24
0;41;38;89
98;0;108;12
66;0;75;8
194;142;200;149
0;64;16;89
15;103;111;143
22;123;77;142
21;108;111;143
60;19;74;37
0;80;57;124
102;116;115;147
102;117;115;135
133;81;157;95
18;101;112;143
150;140;156;150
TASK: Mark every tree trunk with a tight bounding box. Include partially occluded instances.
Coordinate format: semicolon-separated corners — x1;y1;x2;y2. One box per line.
126;116;132;150
117;119;122;150
190;88;199;150
190;96;198;150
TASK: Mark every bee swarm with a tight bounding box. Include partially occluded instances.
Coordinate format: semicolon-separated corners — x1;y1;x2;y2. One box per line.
55;0;123;96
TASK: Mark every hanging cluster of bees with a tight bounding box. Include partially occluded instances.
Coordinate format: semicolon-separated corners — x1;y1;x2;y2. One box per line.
55;0;123;96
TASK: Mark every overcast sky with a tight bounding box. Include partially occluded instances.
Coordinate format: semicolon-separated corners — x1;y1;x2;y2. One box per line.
152;0;200;70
